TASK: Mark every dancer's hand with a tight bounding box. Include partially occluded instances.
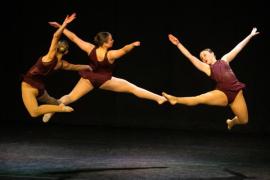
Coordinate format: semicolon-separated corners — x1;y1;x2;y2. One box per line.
63;13;76;24
48;21;61;28
168;34;180;46
250;27;259;37
132;41;140;46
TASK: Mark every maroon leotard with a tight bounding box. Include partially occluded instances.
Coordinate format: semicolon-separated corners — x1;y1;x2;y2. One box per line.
210;60;245;104
79;47;115;88
22;57;58;97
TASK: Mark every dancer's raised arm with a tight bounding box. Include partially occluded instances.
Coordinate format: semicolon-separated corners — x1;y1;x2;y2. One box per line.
49;21;95;55
168;34;210;76
44;13;76;63
108;41;140;63
221;27;259;63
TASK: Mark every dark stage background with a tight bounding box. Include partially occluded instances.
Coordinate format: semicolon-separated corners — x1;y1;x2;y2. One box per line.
7;0;269;133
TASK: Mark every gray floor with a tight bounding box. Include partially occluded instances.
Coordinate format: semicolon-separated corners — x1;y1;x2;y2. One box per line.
1;124;270;179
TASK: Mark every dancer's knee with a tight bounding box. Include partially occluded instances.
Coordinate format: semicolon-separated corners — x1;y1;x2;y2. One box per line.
120;80;137;94
238;115;249;124
29;108;40;118
238;117;248;124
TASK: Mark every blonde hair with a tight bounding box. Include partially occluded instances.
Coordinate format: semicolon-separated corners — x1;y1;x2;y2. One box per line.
57;40;69;54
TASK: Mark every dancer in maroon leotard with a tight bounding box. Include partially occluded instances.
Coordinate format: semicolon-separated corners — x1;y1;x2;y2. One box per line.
162;28;259;130
43;20;166;123
21;13;91;119
78;45;116;88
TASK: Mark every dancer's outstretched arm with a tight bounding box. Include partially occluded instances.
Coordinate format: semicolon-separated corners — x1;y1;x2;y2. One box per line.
43;13;76;63
61;60;92;71
107;41;140;63
168;34;210;76
221;27;259;63
48;21;95;55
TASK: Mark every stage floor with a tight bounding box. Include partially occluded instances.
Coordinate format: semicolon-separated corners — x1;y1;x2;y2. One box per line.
1;124;270;180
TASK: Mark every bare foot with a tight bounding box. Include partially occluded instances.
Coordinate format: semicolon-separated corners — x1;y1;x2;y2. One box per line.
162;92;177;105
226;119;234;130
42;104;73;123
158;96;167;105
60;103;74;112
42;113;54;123
42;99;63;123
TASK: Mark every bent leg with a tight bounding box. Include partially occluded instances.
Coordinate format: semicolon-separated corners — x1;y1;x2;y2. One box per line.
227;90;248;130
100;77;166;104
43;78;93;123
21;82;73;118
162;90;228;106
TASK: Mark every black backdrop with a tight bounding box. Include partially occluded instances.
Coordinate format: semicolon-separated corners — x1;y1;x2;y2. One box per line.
6;0;269;133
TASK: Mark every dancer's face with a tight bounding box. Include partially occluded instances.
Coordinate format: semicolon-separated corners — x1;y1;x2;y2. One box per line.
200;50;215;65
104;35;114;48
